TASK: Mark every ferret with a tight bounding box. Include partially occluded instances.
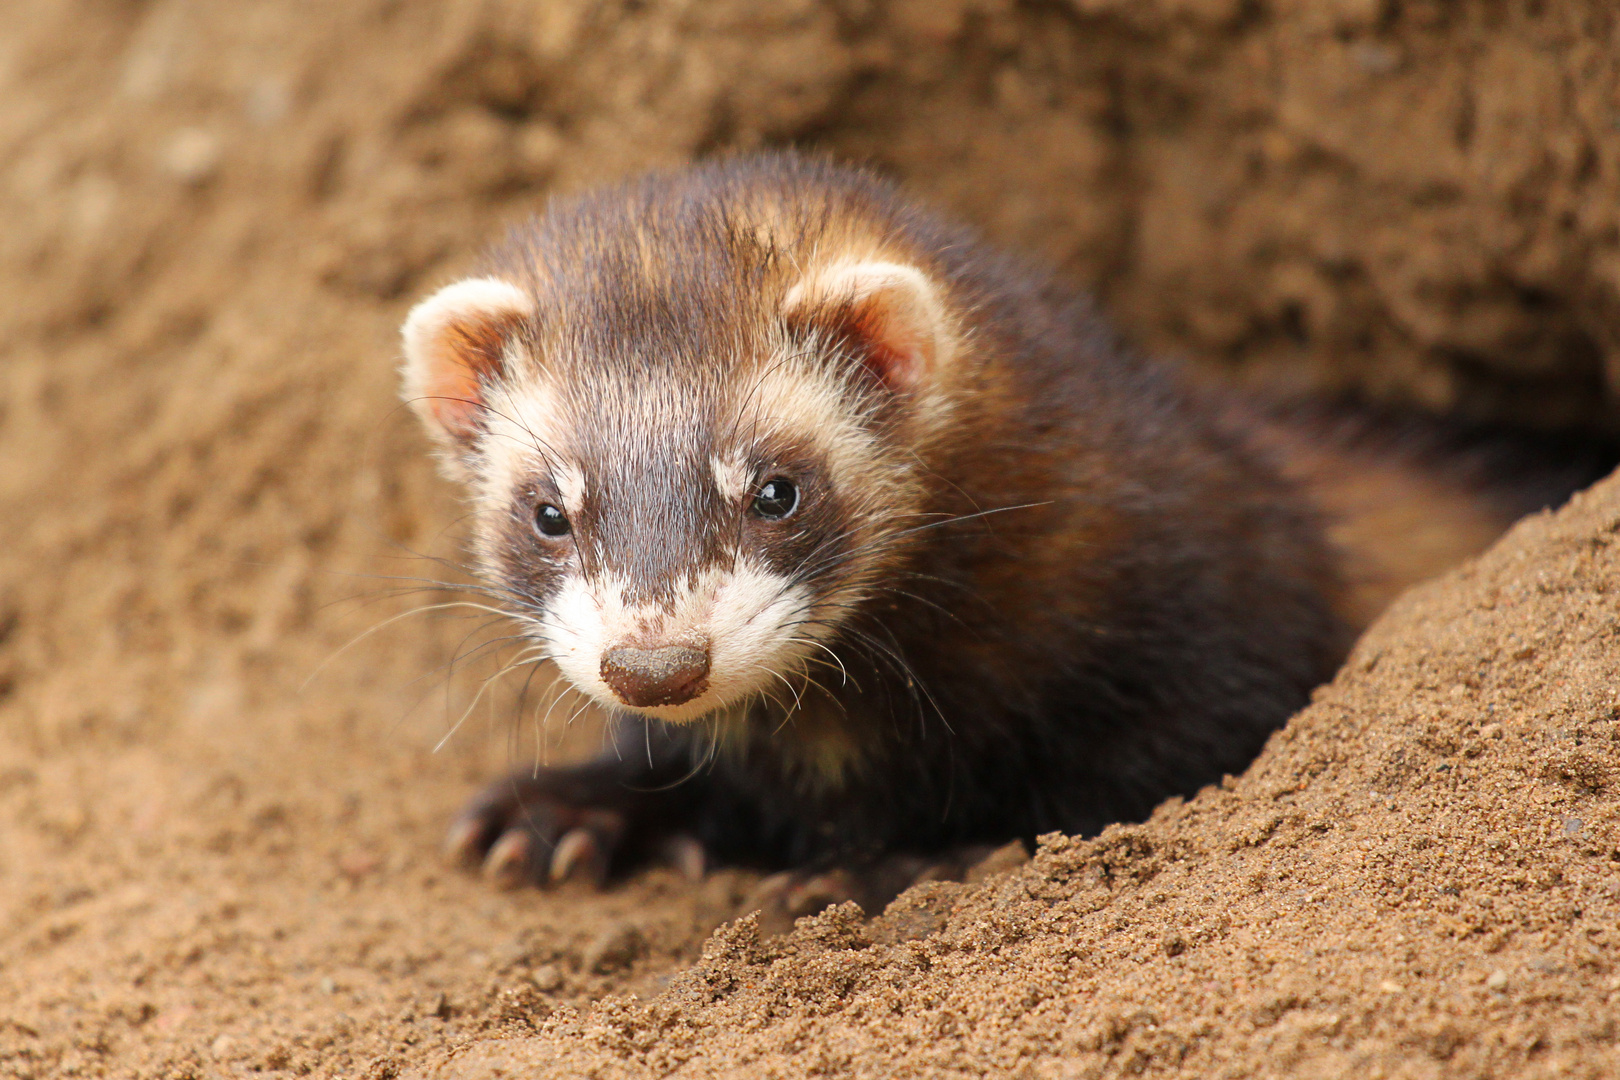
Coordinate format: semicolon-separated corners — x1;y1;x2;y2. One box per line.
398;152;1593;905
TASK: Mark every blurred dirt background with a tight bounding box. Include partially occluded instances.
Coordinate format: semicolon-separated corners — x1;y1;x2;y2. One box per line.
2;0;1620;1077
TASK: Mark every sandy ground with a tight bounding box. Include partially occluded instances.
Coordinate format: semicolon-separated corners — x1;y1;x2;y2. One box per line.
3;1;1620;1077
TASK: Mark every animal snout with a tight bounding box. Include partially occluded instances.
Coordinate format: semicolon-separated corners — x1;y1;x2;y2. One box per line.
600;643;711;708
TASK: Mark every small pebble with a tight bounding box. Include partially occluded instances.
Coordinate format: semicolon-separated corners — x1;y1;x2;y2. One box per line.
337;850;381;880
246;78;291;125
583;921;646;975
1349;42;1403;74
162;128;221;185
1486;969;1509;991
529;963;564;992
496;940;532;968
515;122;563;171
318;976;336;995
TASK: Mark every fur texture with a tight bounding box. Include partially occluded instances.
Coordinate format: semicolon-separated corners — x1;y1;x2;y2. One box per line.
404;153;1370;871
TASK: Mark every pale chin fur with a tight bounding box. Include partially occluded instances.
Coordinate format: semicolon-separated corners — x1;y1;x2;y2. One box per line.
539;559;825;724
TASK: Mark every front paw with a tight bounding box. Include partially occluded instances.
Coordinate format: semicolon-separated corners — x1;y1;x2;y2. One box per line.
443;769;705;890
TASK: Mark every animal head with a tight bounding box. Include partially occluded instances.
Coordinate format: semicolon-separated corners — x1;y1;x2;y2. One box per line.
399;158;969;723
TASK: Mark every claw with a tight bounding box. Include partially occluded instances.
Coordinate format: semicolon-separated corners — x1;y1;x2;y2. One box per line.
742;870;796;915
760;871;796;902
483;828;535;890
659;833;707;882
784;869;856;919
443;813;490;868
549;827;608;886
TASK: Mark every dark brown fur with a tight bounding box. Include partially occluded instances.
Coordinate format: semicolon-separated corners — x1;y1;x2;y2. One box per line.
420;153;1597;892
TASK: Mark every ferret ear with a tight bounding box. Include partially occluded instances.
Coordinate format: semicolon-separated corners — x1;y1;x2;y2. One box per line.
400;277;533;454
783;261;953;393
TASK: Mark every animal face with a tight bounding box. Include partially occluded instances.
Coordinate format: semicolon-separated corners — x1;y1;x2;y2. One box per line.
465;345;879;722
398;161;975;724
401;251;955;724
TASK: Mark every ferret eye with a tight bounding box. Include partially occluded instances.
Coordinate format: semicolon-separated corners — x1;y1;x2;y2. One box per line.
534;503;571;538
751;478;799;521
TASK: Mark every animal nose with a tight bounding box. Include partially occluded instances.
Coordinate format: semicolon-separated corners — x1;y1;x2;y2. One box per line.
600;643;711;708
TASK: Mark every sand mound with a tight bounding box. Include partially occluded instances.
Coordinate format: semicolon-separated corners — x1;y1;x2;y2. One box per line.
424;477;1620;1078
2;1;1618;1077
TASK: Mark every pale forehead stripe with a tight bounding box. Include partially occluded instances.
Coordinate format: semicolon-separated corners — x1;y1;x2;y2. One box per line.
555;462;586;518
747;357;877;488
712;452;752;503
475;373;592;524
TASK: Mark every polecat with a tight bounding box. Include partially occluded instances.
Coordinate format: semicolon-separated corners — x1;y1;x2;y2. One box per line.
398;152;1586;903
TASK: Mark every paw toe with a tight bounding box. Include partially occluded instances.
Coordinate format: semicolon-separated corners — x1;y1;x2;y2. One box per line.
659;833;707;882
443;812;495;869
549;827;608;886
483;828;539;890
784;869;858;918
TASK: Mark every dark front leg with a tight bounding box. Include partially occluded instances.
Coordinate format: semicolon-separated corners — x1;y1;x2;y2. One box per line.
445;748;708;888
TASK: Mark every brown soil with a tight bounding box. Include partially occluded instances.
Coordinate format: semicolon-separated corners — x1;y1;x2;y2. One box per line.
3;2;1619;1077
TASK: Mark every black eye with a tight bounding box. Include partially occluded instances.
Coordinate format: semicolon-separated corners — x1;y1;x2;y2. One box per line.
751;478;799;521
534;503;571;538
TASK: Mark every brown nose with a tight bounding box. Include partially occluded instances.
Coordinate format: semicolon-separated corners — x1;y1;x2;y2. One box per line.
600;644;711;708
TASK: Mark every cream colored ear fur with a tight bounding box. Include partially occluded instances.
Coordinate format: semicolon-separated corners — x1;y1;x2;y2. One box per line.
399;277;532;453
782;261;952;390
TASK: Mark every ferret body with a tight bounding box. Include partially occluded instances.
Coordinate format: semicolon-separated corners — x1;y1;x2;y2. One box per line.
400;153;1573;894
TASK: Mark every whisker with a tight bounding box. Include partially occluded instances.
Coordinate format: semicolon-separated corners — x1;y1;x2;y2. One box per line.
302;600;528;692
432;650;542;754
